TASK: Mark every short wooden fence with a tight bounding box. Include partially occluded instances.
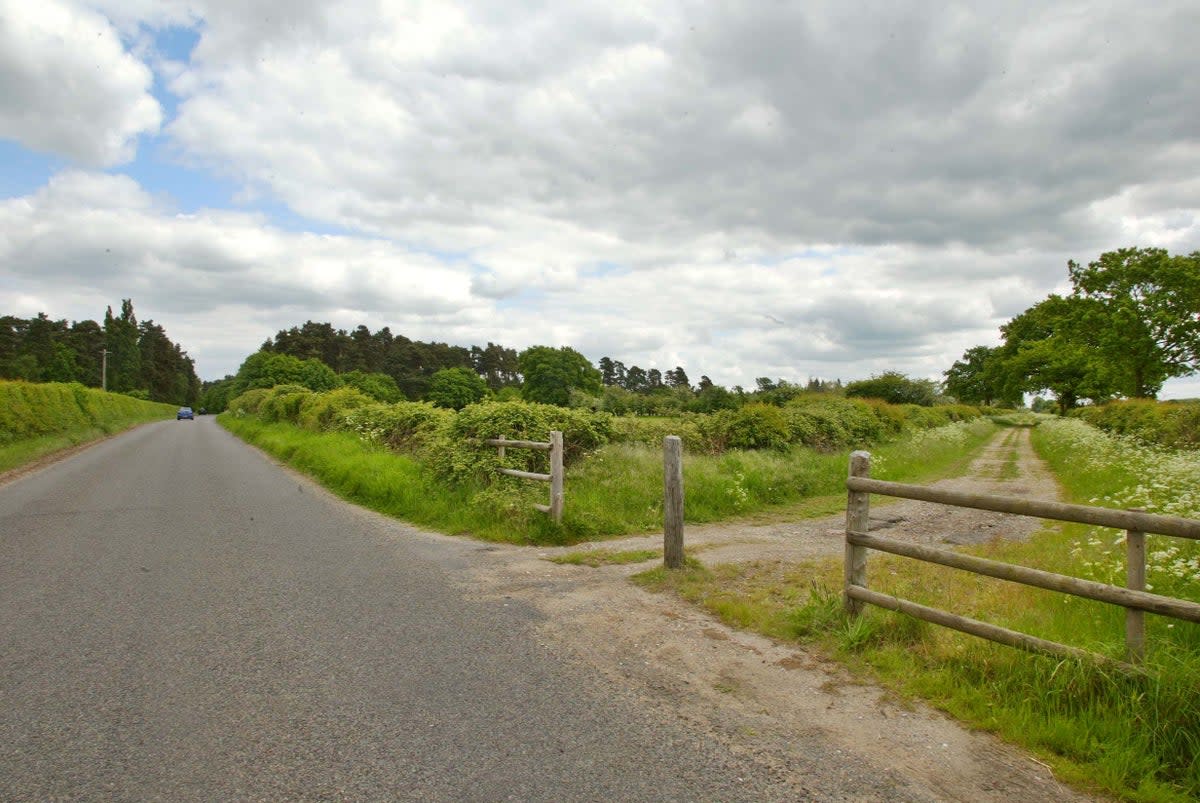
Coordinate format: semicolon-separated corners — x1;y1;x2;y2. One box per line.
485;431;564;524
844;450;1200;665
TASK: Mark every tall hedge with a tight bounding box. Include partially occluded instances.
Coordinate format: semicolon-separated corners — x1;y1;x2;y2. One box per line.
0;380;176;443
1071;399;1200;450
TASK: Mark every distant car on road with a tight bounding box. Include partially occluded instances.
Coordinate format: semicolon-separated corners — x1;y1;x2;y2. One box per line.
177;407;194;420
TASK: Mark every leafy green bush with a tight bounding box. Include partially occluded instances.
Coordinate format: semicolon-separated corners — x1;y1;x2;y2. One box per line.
715;403;791;451
610;415;708;453
845;371;938;406
339;401;452;453
256;385;314;423
1072;399;1200;450
786;396;884;449
606;395;982;455
427;366;489;410
296;387;374;431
227;387;272;415
429;400;612;482
0;380;174;443
339;370;404;403
859;397;907;437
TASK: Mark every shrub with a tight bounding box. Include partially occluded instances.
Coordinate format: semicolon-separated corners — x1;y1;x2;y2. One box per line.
339;370;404;403
228;387;272;415
1072;399;1200;450
787;396;884;449
845;371;938;406
718;404;791;451
429;400;612;483
296;387;374;431
340;401;452;453
860;397;907;437
610;415;709;453
0;380;174;443
428;367;489;410
257;385;313;424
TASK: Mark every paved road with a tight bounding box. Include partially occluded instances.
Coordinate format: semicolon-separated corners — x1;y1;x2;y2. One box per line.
0;418;811;801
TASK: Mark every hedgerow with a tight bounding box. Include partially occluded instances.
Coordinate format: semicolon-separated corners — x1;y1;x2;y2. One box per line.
296;387;373;431
257;384;314;423
224;387;982;495
0;380;175;443
428;401;612;483
609;415;708;453
1071;399;1200;450
602;395;981;454
339;401;451;453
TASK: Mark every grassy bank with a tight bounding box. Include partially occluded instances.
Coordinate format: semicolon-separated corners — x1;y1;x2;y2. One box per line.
635;417;1200;801
0;380;178;473
220;413;995;545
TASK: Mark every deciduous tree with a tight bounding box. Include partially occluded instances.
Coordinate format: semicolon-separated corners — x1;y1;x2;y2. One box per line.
428;366;489;410
1067;247;1200;397
518;346;601;406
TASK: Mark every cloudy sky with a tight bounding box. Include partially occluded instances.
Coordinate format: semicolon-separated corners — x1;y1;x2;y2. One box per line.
2;1;1199;397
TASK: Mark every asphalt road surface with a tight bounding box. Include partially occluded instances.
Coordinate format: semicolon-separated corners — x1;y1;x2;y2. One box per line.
0;418;815;801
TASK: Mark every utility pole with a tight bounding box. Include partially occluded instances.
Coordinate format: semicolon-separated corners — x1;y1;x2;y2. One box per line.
101;349;110;392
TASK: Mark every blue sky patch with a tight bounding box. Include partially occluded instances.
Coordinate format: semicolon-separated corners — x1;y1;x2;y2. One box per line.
0;141;64;198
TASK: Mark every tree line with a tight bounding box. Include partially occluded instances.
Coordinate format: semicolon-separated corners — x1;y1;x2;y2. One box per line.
207;320;925;415
944;248;1200;412
0;299;200;405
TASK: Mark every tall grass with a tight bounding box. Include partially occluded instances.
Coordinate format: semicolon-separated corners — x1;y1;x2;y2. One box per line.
636;417;1200;801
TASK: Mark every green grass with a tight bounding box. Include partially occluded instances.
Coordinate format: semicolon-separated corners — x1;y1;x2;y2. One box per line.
221;414;996;545
546;548;660;567
633;418;1200;802
0;427;111;473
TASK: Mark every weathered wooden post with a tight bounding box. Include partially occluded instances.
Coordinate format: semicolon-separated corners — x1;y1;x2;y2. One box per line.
549;430;564;524
663;435;684;569
844;451;871;615
1126;509;1146;662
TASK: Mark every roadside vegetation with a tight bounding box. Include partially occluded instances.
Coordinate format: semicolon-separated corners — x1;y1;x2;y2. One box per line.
0;380;178;472
1;300;199;404
635;415;1200;802
219;385;991;544
1070;398;1200;451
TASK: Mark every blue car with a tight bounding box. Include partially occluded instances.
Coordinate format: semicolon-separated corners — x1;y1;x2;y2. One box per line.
177;407;194;420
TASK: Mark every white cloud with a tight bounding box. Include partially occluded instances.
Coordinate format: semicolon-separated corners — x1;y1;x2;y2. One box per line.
0;0;162;166
0;171;486;377
2;0;1200;395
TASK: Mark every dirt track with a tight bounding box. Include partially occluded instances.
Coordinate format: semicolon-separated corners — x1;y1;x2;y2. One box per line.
465;427;1101;801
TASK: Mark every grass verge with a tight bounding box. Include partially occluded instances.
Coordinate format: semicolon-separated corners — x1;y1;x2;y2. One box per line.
0;417;172;474
634;419;1200;802
546;549;660;567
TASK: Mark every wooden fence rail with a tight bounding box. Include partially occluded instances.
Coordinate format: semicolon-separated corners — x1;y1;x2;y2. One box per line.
844;450;1200;665
485;432;564;523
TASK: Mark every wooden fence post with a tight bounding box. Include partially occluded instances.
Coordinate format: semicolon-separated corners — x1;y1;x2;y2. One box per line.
549;431;564;524
1126;509;1146;662
845;451;871;615
663;435;684;569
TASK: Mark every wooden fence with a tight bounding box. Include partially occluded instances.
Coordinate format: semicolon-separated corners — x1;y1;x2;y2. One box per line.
844;450;1200;665
485;432;564;523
